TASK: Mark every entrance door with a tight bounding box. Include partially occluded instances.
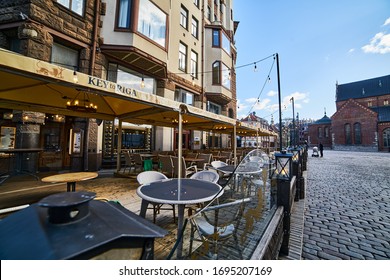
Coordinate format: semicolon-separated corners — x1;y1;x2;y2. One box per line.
174;129;190;150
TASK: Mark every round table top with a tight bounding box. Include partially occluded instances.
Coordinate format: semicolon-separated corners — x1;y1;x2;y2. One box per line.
217;164;262;174
41;172;98;183
137;178;222;205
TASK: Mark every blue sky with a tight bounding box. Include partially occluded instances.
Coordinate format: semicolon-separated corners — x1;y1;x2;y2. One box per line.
234;0;390;123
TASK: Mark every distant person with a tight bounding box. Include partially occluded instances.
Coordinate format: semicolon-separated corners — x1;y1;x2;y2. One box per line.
319;143;324;157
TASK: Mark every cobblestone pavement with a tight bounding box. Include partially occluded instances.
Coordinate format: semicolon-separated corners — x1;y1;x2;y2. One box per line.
302;150;390;260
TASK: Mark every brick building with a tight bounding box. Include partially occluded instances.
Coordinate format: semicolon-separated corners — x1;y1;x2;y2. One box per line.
307;112;332;148
309;74;390;152
332;75;390;152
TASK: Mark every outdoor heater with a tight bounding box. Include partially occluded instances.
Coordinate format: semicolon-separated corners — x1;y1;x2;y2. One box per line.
273;151;296;256
0;191;167;260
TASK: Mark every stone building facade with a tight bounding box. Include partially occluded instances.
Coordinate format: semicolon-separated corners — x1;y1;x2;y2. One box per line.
0;0;103;171
0;0;240;171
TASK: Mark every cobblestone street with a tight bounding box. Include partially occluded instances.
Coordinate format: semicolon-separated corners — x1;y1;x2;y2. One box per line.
302;150;390;259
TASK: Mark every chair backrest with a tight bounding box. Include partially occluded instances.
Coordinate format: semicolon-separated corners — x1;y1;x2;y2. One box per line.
137;171;168;185
132;153;143;165
171;156;187;178
123;151;133;165
190;170;219;183
159;155;173;177
211;160;228;168
196;153;212;169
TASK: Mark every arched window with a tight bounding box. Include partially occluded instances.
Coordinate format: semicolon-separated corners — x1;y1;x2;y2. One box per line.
384;128;390;147
228;108;234;118
318;127;322;138
324;126;329;138
354;122;362;145
345;123;351;145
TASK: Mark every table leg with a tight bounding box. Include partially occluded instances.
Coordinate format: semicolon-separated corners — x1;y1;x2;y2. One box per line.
139;199;149;218
176;204;185;259
67;182;76;192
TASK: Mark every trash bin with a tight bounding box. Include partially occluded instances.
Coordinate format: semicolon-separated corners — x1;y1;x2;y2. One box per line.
143;159;153;171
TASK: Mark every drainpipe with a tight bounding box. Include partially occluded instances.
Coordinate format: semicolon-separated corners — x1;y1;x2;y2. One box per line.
83;0;101;171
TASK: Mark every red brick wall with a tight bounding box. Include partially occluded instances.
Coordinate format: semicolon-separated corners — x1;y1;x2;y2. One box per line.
332;99;377;146
308;123;332;148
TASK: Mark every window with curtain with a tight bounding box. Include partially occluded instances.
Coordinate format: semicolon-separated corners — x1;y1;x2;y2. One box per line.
208;102;221;114
175;89;194;105
57;0;84;16
190;50;198;78
212;29;220;47
117;0;132;28
179;42;187;71
191;17;199;38
345;123;351;145
137;0;167;47
180;5;188;29
354;122;362;144
212;61;220;84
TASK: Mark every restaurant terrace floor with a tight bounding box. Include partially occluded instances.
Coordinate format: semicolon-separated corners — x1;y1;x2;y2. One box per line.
0;160;283;260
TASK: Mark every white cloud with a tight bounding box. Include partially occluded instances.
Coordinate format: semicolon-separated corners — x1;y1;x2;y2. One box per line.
362;32;390;54
383;17;390;26
348;48;355;53
267;90;278;97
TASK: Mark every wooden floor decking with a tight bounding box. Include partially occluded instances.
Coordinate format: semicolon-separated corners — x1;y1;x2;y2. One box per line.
0;169;306;260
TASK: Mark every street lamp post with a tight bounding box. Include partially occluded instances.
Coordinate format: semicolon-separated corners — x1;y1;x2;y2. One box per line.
276;53;282;151
290;97;295;147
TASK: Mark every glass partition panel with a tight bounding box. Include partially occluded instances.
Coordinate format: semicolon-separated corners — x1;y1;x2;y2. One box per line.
167;149;278;260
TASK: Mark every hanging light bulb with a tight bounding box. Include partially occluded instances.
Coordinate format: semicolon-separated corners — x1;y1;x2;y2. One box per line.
140;75;145;88
254;62;258;72
73;68;78;83
268;76;271;83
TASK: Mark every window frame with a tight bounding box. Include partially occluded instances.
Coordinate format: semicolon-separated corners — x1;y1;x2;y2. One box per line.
212;61;221;85
179;42;188;72
136;0;167;48
190;50;198;79
180;5;188;30
354;122;362;145
57;0;85;16
191;16;199;39
345;123;352;145
116;0;133;30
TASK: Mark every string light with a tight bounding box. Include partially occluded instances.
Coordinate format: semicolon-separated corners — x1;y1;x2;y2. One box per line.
140;75;145;88
73;66;78;83
254;62;258;72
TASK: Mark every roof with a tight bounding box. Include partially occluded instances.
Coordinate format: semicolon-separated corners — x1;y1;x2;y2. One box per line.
336;74;390;102
313;114;331;124
371;106;390;122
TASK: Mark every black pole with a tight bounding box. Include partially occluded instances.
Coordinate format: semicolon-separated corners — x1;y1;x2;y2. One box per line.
291;97;295;147
276;53;282;151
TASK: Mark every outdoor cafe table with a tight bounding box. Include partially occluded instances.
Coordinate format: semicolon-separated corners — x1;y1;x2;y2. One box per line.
137;178;223;258
216;164;262;194
41;172;98;192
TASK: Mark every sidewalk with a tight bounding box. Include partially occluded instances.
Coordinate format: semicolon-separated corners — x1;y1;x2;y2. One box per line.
302;150;390;259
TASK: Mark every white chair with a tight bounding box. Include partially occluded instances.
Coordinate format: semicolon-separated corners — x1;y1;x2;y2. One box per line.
190;170;219;184
136;171;176;223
